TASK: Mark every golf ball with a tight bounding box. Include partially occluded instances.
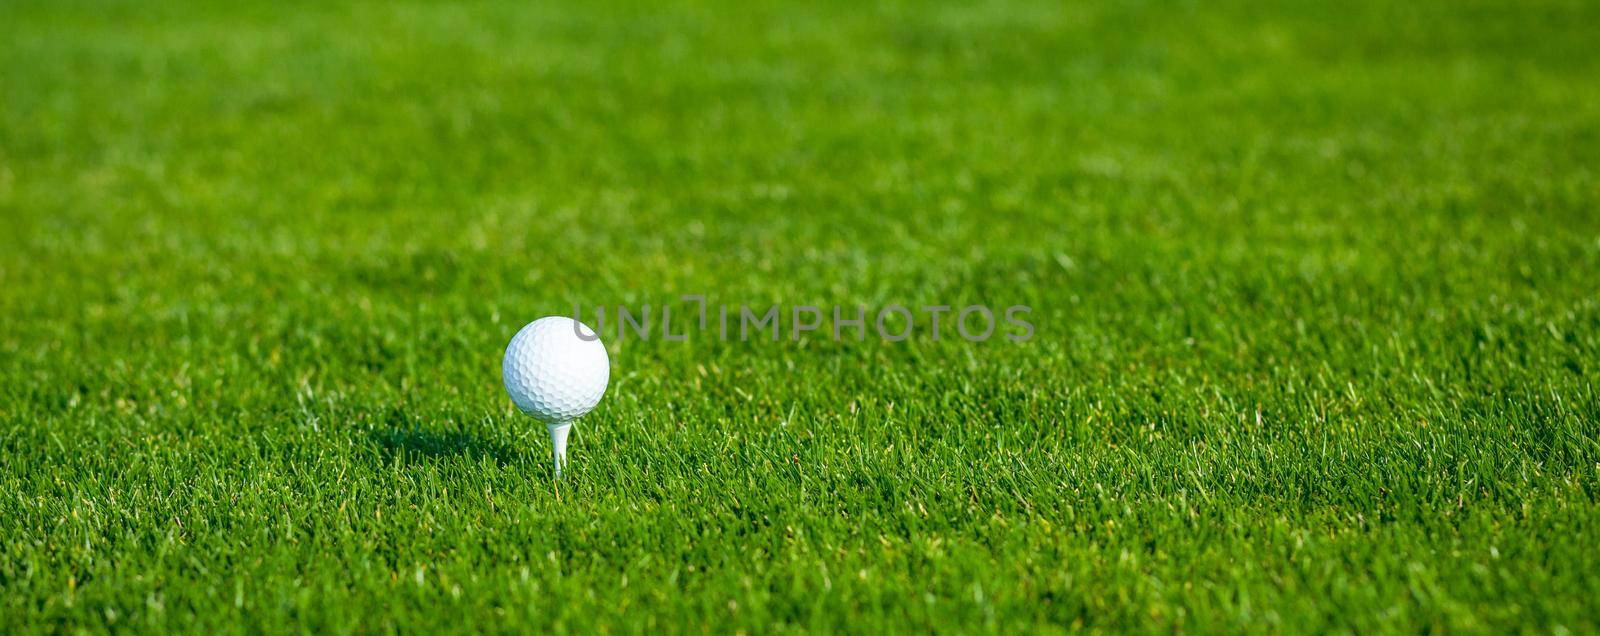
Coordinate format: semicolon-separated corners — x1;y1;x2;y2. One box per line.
502;316;610;424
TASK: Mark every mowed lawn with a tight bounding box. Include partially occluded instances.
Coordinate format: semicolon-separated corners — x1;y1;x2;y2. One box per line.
3;0;1598;632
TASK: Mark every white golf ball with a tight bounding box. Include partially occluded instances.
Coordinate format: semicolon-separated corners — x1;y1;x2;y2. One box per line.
502;316;610;424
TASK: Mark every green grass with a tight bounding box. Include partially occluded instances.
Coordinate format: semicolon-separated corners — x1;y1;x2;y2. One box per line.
3;0;1599;632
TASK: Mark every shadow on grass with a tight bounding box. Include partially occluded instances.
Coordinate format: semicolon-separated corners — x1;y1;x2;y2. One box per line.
370;427;516;465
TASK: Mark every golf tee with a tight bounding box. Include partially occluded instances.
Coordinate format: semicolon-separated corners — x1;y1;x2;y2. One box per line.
548;422;572;478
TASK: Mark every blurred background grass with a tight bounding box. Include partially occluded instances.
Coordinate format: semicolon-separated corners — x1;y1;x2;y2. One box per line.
2;0;1598;632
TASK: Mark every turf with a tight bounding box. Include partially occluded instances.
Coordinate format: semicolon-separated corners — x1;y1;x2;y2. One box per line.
3;0;1599;632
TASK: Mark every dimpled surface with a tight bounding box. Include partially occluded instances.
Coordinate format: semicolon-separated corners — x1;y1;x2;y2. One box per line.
502;317;610;424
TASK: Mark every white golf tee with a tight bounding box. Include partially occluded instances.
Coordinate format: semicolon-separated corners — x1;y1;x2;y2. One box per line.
548;422;572;478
